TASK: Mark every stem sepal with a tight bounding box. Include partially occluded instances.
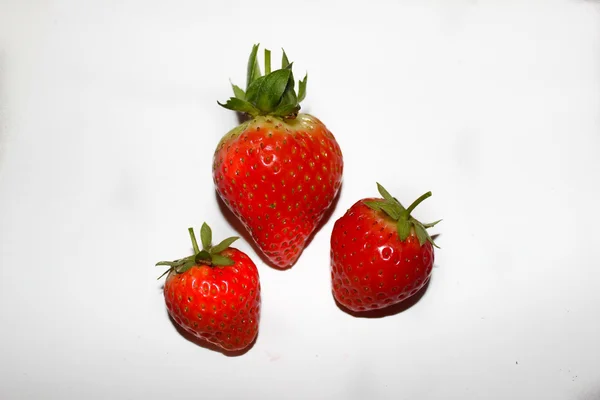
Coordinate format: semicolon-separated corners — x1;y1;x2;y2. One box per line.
364;183;441;248
218;44;308;119
156;223;240;279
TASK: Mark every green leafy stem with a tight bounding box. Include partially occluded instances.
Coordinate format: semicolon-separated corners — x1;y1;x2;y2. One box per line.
364;183;441;248
156;223;239;279
218;43;307;119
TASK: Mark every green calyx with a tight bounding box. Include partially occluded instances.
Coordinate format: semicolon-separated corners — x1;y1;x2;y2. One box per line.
218;43;308;119
364;183;441;248
156;223;240;279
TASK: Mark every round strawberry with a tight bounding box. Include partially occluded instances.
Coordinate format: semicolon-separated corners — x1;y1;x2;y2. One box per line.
214;44;343;269
330;183;441;313
156;223;260;352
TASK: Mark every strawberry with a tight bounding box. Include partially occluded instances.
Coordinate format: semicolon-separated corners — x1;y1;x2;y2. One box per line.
330;183;441;313
214;44;343;269
157;223;261;352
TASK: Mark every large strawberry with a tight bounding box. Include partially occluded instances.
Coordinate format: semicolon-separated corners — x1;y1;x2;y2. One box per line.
214;44;343;269
330;184;440;313
157;223;261;352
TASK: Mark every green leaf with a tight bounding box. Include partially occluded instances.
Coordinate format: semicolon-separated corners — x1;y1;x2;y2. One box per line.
211;254;235;266
188;227;200;254
285;64;295;88
218;98;260;116
363;200;383;211
231;82;245;100
298;74;307;102
246;44;261;90
379;202;401;220
211;236;239;254
156;257;188;268
423;219;442;229
281;49;290;69
264;49;271;75
397;220;411;242
272;74;299;117
194;250;211;264
375;183;406;211
156;268;171;280
414;223;428;246
245;75;266;104
254;69;292;113
405;191;432;216
200;223;212;250
156;261;177;267
176;259;196;274
273;104;300;118
376;182;395;203
393;198;406;212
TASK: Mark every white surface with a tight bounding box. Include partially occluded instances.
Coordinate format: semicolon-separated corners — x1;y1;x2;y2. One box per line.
1;1;600;399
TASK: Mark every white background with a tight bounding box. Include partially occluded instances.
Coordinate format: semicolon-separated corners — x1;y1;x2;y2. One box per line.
1;1;599;399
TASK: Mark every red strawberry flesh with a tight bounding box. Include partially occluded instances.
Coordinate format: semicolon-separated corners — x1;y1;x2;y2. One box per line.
331;199;435;312
214;114;343;268
164;248;261;351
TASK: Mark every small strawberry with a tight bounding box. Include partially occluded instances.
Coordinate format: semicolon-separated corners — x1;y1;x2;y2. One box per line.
330;183;441;313
157;223;261;352
214;44;343;269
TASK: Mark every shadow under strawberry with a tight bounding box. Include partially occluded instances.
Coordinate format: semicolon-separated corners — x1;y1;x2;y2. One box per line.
215;181;343;270
334;278;432;318
167;312;258;357
302;181;343;250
